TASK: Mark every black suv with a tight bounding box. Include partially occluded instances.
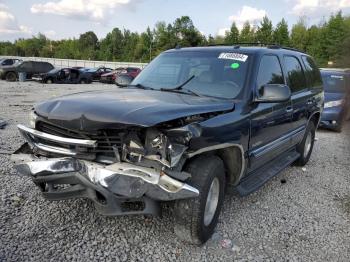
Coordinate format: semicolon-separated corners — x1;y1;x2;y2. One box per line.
12;46;323;244
0;61;54;81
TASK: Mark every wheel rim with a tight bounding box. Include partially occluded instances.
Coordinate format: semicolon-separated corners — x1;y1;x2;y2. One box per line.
304;131;312;158
204;177;220;226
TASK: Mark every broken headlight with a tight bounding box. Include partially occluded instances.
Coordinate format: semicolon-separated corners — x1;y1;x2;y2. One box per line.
139;129;186;168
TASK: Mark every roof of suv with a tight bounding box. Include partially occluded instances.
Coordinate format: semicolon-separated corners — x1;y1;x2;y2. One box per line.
165;45;307;56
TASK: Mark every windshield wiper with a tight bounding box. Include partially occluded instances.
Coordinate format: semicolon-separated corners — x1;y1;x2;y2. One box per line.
161;75;196;91
127;83;154;90
160;75;201;97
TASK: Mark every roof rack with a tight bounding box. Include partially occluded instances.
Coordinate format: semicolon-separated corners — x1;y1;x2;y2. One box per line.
207;43;306;54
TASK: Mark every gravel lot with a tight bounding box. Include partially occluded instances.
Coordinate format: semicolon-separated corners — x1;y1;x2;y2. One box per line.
0;81;349;261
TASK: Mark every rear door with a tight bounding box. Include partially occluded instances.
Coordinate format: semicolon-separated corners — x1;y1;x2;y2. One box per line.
249;54;293;171
283;55;314;145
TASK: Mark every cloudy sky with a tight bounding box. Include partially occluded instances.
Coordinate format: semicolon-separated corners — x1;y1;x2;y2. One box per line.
1;0;350;41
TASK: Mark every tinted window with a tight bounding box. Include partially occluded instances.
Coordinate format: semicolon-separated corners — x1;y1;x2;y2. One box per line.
256;55;284;90
2;59;13;66
301;56;322;89
283;56;307;93
322;74;346;93
18;62;31;71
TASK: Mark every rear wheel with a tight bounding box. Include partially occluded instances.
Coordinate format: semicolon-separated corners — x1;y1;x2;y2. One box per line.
295;121;316;166
46;78;53;84
79;79;86;84
6;72;17;82
173;155;226;245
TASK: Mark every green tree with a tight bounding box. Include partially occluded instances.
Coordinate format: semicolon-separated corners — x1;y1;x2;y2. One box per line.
290;18;309;51
173;16;203;47
224;22;239;44
239;21;256;42
78;31;98;59
256;16;273;43
273;18;289;45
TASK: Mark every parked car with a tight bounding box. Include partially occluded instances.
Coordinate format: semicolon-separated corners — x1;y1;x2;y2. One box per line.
100;67;141;84
319;68;350;132
87;67;113;81
33;68;93;84
0;61;54;81
12;46;323;244
0;58;21;67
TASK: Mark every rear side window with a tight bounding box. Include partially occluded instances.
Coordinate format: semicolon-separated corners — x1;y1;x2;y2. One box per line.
283;56;307;93
256;55;284;90
301;56;322;89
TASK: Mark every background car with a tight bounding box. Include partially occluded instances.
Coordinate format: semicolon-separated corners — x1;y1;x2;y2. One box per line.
0;58;21;67
0;61;54;81
33;68;93;84
320;68;350;132
86;67;113;81
100;67;142;84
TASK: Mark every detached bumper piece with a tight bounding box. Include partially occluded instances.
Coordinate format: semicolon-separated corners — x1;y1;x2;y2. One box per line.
11;152;199;216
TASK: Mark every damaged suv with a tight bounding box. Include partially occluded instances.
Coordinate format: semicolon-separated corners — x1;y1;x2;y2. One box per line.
12;46;323;244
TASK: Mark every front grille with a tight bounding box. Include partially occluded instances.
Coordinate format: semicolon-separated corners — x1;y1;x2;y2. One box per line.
36;121;125;156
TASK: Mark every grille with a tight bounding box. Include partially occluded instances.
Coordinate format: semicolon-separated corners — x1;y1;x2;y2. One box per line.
36;121;125;156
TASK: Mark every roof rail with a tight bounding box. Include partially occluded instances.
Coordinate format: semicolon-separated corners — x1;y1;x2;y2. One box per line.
207;43;307;54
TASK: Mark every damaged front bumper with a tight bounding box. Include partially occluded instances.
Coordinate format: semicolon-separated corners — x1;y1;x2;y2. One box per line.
11;150;199;216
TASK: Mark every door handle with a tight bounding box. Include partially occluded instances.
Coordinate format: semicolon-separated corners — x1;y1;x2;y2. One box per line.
286;106;293;113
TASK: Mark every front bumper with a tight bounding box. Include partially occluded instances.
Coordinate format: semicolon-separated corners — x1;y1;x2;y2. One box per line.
320;106;344;128
11;152;199;215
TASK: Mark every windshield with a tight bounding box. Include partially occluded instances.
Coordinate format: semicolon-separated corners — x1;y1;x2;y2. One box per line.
322;73;346;93
131;50;250;99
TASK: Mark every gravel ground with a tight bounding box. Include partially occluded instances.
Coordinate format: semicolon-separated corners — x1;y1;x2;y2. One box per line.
0;81;349;262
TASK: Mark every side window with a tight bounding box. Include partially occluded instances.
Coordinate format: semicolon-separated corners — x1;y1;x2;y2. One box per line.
301;56;322;89
256;55;284;90
283;56;307;93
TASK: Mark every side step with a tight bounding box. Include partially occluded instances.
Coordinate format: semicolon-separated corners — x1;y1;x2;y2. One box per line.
236;149;300;196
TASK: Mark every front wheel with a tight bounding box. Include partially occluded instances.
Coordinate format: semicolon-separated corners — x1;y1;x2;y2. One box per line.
295;121;316;166
173;155;226;245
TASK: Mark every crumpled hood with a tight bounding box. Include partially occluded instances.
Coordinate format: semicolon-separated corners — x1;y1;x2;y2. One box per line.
34;89;234;131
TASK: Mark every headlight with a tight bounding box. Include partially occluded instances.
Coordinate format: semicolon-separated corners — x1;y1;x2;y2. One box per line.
324;99;344;109
29;110;38;128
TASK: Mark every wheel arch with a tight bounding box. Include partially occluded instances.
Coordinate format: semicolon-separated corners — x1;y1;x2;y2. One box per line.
186;144;246;186
308;111;321;128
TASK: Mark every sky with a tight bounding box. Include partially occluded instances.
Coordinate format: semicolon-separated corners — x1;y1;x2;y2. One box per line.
1;0;350;41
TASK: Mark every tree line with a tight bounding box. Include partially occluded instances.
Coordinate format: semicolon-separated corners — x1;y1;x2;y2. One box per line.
0;13;349;67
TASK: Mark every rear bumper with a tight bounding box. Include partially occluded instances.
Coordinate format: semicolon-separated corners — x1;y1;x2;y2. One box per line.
11;149;199;215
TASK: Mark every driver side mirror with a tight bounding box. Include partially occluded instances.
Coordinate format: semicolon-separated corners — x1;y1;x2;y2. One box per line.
115;74;134;87
255;84;291;103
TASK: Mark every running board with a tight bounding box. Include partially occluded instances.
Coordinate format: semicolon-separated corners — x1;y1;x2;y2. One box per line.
236;149;300;196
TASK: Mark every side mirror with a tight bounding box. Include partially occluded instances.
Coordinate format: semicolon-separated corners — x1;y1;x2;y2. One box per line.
115;74;134;87
255;84;291;103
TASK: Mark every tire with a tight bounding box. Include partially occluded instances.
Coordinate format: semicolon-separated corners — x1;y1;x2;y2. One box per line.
295;121;316;166
173;155;226;245
6;72;17;82
46;78;53;84
79;79;86;84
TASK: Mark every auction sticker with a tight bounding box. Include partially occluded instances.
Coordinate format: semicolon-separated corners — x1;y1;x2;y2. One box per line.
218;52;248;62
